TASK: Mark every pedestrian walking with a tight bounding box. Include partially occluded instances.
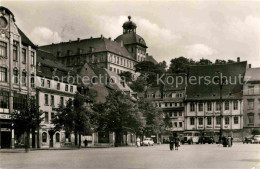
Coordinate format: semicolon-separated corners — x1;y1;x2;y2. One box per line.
175;137;179;150
169;136;174;151
84;139;88;147
136;137;141;147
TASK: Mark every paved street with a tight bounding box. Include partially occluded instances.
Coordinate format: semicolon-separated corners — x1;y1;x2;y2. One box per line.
0;143;260;169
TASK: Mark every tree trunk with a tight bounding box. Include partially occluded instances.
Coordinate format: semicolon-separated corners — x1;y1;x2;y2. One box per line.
74;131;78;146
32;128;36;148
78;133;81;148
37;127;40;148
24;130;30;152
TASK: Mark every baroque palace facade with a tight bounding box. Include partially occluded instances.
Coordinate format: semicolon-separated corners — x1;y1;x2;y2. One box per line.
39;16;155;75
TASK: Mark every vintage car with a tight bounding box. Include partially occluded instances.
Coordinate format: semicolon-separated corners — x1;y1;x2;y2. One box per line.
181;131;200;144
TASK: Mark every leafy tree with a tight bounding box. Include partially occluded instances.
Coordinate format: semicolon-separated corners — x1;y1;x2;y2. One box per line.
94;91;144;146
52;93;97;148
134;61;166;86
197;58;212;65
11;97;43;152
129;76;147;93
215;59;226;64
138;99;164;137
119;71;133;83
168;56;195;73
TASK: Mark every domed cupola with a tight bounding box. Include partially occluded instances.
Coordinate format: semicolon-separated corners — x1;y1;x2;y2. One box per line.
123;16;137;34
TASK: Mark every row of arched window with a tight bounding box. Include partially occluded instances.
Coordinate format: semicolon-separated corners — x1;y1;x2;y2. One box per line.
42;132;60;143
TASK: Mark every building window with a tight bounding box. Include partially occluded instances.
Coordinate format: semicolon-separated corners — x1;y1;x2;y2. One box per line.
248;86;254;95
0;91;9;109
0;67;7;82
190;102;195;112
31;74;35;88
179;112;182;116
44;112;49;123
234;116;239;124
51;112;55;121
248;100;254;110
225;117;229;125
13;42;18;61
174;112;177;117
233;101;238;110
248;114;254;124
47;80;51;88
190;117;195;125
174;122;178;127
22;48;26;63
65;85;68;91
179;122;182;128
224;101;229;110
207;102;212;111
42;132;47;142
41;79;44;87
60;97;64;106
51;95;54;106
13;68;18;84
0;41;7;58
56;133;60;142
70;86;73;93
44;94;48;105
216;116;221;125
22;71;26;86
207;117;212;125
31;51;35;66
199;118;203;125
216;102;221;111
165;103;168;107
57;83;60;90
169;112;172;117
198;102;203;112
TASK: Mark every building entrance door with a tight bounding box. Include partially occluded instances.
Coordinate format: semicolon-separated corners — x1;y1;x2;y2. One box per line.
1;131;11;148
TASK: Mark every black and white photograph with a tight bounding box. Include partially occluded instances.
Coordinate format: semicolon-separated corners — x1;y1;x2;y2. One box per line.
0;0;260;169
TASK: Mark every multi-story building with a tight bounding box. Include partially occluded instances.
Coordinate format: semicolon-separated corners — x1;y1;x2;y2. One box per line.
0;7;37;148
36;50;77;148
145;74;186;143
243;67;260;134
185;60;247;138
39;16;154;75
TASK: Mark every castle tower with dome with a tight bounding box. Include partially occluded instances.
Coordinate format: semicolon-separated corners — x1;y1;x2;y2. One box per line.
115;16;148;62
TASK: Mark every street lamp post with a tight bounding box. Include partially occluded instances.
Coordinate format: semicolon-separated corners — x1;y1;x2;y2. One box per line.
215;71;225;144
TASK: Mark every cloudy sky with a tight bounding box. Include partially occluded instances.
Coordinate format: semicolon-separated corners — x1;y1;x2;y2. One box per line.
3;0;260;67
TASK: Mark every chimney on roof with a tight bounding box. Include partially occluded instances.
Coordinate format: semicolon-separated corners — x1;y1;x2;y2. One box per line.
120;40;123;47
69;40;72;43
77;38;80;42
101;34;103;39
237;57;240;62
249;64;251;68
90;36;93;39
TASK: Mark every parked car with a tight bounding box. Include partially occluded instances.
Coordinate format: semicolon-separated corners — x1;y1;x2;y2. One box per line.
243;136;253;144
252;135;260;144
142;138;154;146
200;136;214;144
181;131;200;144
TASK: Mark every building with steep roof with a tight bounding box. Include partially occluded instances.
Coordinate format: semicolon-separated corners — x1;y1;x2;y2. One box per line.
36;50;77;148
185;60;247;139
243;67;260;135
0;7;37;149
39;16;154;76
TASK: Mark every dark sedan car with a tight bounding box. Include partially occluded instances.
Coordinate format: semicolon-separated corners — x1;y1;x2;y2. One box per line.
200;136;214;144
243;136;253;144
